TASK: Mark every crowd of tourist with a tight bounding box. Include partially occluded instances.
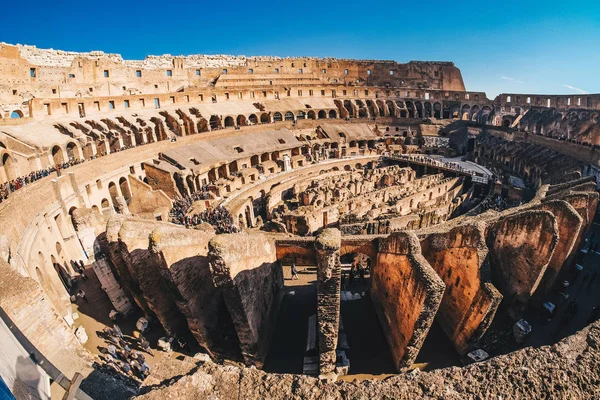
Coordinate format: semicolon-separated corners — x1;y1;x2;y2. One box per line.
0;158;85;203
95;324;153;387
170;193;239;234
0;139;149;204
477;194;520;212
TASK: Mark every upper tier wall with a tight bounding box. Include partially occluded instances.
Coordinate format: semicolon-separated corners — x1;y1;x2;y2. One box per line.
0;42;465;106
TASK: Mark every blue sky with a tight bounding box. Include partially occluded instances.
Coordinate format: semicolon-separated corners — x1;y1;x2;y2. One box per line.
2;0;599;97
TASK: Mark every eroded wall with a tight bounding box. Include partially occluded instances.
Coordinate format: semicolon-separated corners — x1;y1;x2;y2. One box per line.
486;210;558;313
371;231;444;370
420;223;501;354
208;232;283;367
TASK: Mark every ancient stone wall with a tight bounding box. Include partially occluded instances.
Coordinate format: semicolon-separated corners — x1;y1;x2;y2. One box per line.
208;232;283;367
371;231;445;370
419;223;502;354
485;210;558;314
314;229;342;376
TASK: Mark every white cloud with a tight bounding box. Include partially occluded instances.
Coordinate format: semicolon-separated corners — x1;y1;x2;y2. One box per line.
563;84;588;94
501;76;525;84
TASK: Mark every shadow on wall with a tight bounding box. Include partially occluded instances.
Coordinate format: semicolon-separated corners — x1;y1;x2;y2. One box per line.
12;355;45;400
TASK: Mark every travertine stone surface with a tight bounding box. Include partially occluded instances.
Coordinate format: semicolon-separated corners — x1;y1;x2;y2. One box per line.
315;228;342;375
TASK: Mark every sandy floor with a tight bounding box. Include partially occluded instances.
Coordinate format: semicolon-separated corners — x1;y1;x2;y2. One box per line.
58;263;196;397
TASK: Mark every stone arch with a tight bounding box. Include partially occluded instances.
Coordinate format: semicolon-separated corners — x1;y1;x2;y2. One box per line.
209;115;222;130
470;105;480;121
318;110;327;119
308;110;317;120
1;152;18;183
423;102;432;118
51;145;64;165
273;112;283;122
236;115;247;126
284;111;295;121
224;116;235;127
415;101;423;118
405;101;415;118
10;110;24;119
66;141;81;161
248;114;258;124
461;104;471;120
260;113;270;123
433;102;442;119
108;181;120;206
35;263;65;313
119;176;132;202
101;198;111;213
328;110;337;119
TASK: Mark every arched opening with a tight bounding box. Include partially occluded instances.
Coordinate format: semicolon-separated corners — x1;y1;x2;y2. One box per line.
108;182;120;209
10;110;23;119
218;164;228;179
101;198;111;213
35;263;65;313
66;142;81;161
251;155;260;166
405;101;415;118
415;102;423;118
50;254;71;292
119;177;132;202
260;113;270;123
284;111;295;121
344;100;355;117
1;153;18;183
433;102;442;119
224;116;235;127
318;110;327;119
273;112;283;122
237;115;247;126
376;100;386;117
248;114;258;124
461;104;471;120
209;115;222;130
424;102;432;118
307;110;316;120
51;145;64;165
328;110;337;119
386;100;396;117
91;205;100;214
480;106;492;124
470;105;480;121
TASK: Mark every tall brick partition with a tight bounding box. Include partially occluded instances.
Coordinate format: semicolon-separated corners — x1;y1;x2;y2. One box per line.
420;223;502;354
486;210;558;315
372;231;445;371
208;232;283;368
314;228;342;376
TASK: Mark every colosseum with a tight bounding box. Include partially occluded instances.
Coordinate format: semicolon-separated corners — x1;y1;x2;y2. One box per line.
0;42;599;399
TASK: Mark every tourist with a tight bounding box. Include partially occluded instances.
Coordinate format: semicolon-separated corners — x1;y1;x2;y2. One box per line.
109;309;119;322
113;324;123;338
291;261;299;280
140;336;154;356
76;289;88;303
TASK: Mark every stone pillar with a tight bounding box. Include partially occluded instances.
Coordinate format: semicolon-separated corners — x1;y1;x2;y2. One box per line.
283;155;292;172
315;228;341;377
114;196;131;215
